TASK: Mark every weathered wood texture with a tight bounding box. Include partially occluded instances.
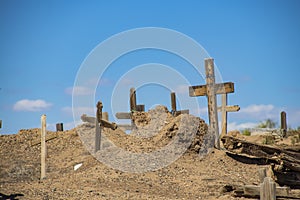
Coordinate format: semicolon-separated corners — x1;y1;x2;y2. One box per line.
222;135;300;188
260;177;276;200
205;58;220;149
171;92;176;111
189;82;234;97
95;101;102;152
130;87;137;111
56;123;63;132
41;114;46;179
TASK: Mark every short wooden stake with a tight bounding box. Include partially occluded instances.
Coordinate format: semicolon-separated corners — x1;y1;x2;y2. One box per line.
0;120;2;129
136;104;145;112
281;111;287;137
205;58;220;149
260;177;276;200
258;168;267;183
41;114;46;179
171;92;176;112
130;87;137;112
56;123;63;131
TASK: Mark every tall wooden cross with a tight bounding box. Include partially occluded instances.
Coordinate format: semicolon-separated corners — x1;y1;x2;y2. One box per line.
189;58;237;149
115;87;145;131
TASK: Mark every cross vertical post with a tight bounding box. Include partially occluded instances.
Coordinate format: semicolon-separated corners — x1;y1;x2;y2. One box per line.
205;58;220;149
221;94;227;136
95;101;103;152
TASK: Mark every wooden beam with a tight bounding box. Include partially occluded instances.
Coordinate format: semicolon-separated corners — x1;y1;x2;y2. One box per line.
205;58;220;149
243;185;289;198
189;82;234;97
95;101;102;152
130;87;137;112
171;92;176;112
217;105;240;112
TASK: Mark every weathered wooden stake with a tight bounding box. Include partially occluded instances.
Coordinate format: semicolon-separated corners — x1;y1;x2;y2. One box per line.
260;177;276;200
56;123;63;132
205;58;220;149
0;120;2;129
281;111;287;137
95;101;103;152
136;104;145;112
171;92;176;112
130;87;137;112
41;114;46;179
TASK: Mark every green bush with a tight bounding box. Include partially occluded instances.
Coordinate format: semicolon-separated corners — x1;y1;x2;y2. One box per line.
242;129;251;136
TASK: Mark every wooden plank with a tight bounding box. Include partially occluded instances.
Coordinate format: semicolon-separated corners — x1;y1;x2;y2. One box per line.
115;112;131;119
41;114;46;180
217;105;240;112
171;92;176;111
205;58;220;149
130;87;137;111
260;177;276;200
221;94;228;136
243;185;289;198
174;109;189;116
189;82;234;97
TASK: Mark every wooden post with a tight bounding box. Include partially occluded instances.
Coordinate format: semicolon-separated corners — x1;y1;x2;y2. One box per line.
171;92;176;112
260;177;276;200
41;114;46;179
205;58;220;149
136;104;145;112
221;94;227;136
281;111;287;137
130;87;137;112
95;101;103;152
56;123;63;132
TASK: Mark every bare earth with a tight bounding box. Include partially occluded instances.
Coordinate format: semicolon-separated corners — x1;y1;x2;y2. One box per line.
1;109;298;199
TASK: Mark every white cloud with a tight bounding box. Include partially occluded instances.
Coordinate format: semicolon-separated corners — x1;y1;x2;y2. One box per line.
13;99;52;112
65;86;94;96
62;106;95;116
240;104;274;114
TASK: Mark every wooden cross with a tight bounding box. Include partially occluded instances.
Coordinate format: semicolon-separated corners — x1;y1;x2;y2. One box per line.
217;94;240;136
189;58;236;149
81;101;117;152
115;87;145;131
170;92;189;116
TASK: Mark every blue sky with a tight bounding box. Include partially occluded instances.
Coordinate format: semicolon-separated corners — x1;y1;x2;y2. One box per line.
1;0;300;134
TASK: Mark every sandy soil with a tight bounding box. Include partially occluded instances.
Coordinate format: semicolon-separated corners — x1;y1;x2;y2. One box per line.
1;107;298;199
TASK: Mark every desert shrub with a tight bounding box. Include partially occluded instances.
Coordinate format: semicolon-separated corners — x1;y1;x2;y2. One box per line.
263;135;274;145
242;129;251;136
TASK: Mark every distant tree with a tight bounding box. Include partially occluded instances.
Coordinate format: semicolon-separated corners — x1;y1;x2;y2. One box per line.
256;119;276;129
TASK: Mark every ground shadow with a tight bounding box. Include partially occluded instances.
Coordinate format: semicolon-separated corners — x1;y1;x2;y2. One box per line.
0;193;24;200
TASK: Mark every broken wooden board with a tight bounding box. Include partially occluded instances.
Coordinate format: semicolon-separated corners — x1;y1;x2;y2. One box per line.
222;135;300;189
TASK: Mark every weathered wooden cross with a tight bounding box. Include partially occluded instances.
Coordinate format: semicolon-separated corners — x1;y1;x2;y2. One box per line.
170;92;189;116
217;94;240;137
189;58;239;149
81;101;117;152
115;87;145;131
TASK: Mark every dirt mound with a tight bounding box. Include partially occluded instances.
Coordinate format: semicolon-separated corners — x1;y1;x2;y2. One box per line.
0;106;280;199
